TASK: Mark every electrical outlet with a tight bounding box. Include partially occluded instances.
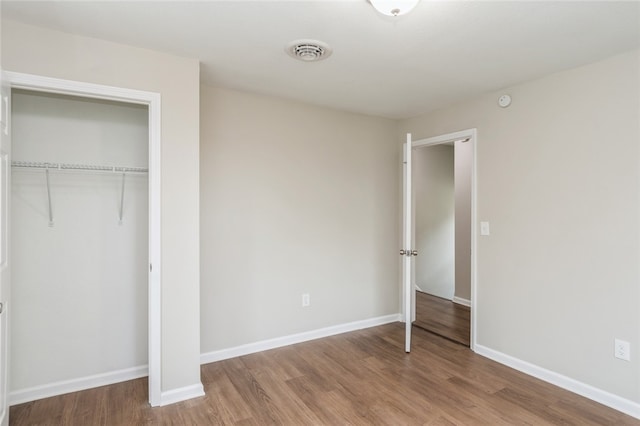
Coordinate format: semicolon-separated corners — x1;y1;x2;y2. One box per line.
614;339;630;361
302;293;310;307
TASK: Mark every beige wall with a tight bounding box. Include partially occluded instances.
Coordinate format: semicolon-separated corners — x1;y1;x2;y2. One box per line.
413;145;455;299
200;85;399;352
401;50;640;402
1;20;202;393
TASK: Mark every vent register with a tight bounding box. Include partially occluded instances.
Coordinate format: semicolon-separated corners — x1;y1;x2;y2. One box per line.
286;39;332;62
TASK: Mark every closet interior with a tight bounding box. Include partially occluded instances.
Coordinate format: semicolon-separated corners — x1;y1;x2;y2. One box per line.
9;89;149;401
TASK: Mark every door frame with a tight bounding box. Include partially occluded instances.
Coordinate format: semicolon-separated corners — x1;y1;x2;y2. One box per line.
408;128;477;350
0;71;12;426
3;72;162;406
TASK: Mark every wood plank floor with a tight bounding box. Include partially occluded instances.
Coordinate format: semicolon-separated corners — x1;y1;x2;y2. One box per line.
414;291;471;346
10;323;638;425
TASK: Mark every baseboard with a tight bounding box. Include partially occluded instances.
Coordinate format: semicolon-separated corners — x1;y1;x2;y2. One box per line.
8;314;399;407
452;296;471;307
474;344;640;420
201;313;402;365
9;365;148;406
160;383;205;406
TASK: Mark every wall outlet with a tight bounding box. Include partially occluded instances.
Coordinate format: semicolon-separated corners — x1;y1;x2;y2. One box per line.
614;339;630;361
302;293;310;307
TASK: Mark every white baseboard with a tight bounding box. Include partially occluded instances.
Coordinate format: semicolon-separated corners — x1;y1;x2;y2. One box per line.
452;296;471;307
474;344;640;420
9;365;148;406
8;314;399;407
160;383;205;406
201;313;402;365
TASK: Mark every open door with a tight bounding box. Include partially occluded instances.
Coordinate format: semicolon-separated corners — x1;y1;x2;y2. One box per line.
0;72;11;426
402;133;416;353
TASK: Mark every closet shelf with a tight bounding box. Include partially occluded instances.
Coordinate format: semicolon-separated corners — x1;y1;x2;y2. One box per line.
11;161;148;174
11;160;147;227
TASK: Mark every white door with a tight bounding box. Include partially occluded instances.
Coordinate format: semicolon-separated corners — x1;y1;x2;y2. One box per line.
402;133;415;353
0;73;11;426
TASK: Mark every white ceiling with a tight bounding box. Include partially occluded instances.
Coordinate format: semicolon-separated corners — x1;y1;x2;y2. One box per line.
2;1;639;119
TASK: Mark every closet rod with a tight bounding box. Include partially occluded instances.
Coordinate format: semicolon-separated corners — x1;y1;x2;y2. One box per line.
11;161;148;174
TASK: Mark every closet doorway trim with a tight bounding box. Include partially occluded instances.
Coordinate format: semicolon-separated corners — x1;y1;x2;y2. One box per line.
4;72;162;407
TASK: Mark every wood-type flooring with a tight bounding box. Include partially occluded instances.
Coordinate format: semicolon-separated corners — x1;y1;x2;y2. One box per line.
10;323;638;425
414;291;471;346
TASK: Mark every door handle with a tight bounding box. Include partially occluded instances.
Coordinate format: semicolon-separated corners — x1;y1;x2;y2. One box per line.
0;302;3;314
411;250;418;256
400;249;406;255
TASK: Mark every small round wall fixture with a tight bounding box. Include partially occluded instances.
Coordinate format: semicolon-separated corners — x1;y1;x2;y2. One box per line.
369;0;420;17
498;94;512;108
286;39;333;62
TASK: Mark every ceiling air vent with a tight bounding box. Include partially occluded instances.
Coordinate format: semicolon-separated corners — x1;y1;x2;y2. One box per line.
286;39;332;62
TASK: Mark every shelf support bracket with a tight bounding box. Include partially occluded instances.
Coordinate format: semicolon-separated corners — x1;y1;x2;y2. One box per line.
45;165;54;227
119;172;126;225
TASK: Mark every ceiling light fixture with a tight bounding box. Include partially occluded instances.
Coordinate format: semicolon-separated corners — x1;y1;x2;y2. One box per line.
286;39;333;62
369;0;420;17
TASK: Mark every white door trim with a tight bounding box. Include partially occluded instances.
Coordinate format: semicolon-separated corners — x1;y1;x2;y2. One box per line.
0;70;12;426
3;72;162;406
411;128;478;351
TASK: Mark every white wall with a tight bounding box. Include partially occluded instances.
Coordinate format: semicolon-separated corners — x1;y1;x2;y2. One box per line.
400;50;640;403
10;90;148;391
413;145;454;299
1;20;201;395
200;85;399;352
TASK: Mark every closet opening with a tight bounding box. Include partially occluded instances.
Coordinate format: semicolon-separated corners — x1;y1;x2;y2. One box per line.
3;72;162;407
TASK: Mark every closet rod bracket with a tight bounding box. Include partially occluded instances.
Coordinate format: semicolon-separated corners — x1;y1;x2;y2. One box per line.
119;172;126;225
45;165;54;227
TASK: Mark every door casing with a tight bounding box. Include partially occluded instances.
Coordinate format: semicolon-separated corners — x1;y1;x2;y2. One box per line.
403;129;478;351
0;71;12;426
